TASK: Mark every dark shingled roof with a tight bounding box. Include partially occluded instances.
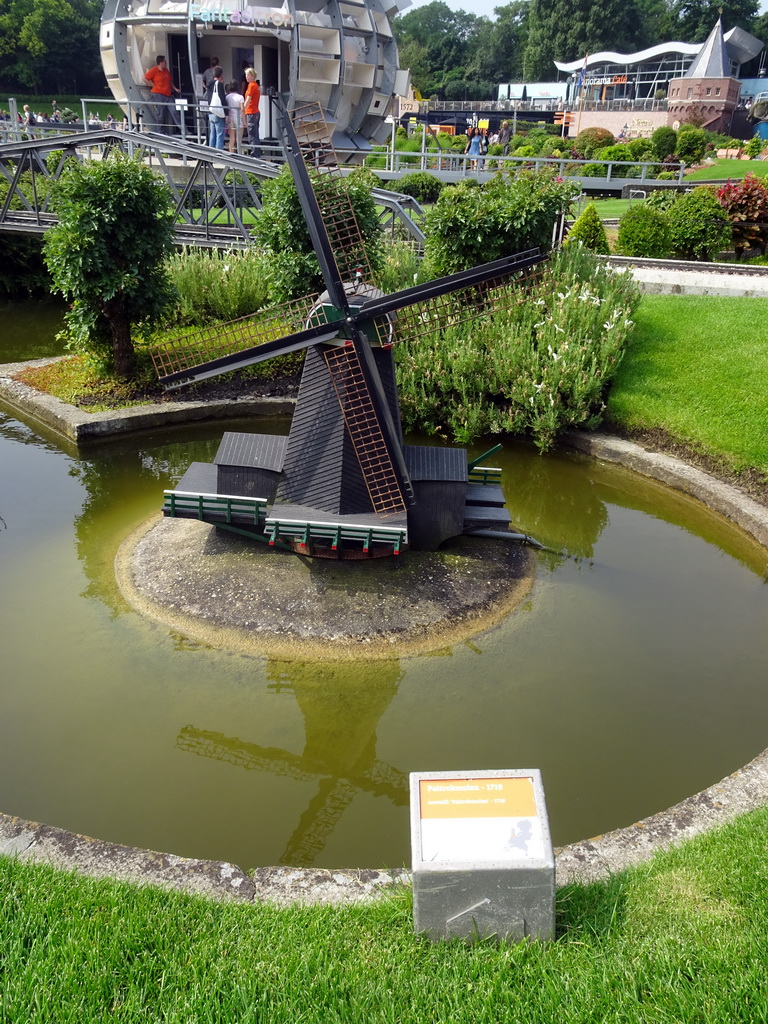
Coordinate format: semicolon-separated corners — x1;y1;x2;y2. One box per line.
214;432;287;472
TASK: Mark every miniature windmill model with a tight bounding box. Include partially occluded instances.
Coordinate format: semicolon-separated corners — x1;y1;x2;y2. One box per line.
152;95;546;558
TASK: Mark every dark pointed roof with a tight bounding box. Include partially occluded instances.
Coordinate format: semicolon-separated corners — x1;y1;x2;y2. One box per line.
686;18;731;78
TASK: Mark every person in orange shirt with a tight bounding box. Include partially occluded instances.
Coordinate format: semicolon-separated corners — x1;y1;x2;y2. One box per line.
244;68;261;157
144;55;181;134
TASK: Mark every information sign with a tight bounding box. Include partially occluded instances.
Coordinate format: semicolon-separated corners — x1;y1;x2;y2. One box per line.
419;776;547;863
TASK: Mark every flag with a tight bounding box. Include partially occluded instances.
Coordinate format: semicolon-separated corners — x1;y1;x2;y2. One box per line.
576;53;589;93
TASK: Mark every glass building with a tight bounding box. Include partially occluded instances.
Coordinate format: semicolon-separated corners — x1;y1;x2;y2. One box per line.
554;28;763;102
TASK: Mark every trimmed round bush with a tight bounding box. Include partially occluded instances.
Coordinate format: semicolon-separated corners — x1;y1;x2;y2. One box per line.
668;186;731;261
566;203;610;254
617;204;671;258
391;172;444;203
650;126;677;161
572;127;614;159
626;137;654;161
676;127;708;165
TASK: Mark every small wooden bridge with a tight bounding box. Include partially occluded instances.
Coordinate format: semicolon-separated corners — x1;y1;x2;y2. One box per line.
0;128;425;249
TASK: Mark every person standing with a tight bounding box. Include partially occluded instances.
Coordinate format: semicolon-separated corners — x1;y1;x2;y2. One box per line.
201;56;218;98
465;126;482;171
144;55;181;134
226;81;244;154
244;68;261;157
22;105;37;138
207;65;227;149
498;120;511;156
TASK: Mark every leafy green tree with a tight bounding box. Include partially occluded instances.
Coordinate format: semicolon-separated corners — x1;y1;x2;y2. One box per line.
44;154;176;378
393;1;481;95
523;0;644;83
634;0;676;47
669;0;758;42
0;0;103;93
465;2;529;85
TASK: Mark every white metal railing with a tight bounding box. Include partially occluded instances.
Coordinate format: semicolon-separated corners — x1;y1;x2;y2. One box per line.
419;98;669;115
369;146;686;184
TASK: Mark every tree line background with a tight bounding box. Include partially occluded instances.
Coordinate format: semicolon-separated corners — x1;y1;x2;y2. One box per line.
394;0;768;100
1;0;109;95
0;0;766;99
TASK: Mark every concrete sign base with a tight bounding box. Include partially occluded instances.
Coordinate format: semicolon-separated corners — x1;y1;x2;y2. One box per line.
410;769;555;943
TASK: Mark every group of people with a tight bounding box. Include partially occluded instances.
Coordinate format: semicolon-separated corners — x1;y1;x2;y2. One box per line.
143;54;262;155
464;120;513;170
200;57;261;155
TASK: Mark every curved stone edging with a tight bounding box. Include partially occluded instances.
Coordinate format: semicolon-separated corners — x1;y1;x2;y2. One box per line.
0;359;294;442
1;374;768;899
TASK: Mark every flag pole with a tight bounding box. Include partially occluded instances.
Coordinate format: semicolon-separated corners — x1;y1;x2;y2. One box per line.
575;53;589;136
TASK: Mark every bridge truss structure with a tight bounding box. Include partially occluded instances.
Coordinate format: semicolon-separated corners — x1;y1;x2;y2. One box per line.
0;128;425;249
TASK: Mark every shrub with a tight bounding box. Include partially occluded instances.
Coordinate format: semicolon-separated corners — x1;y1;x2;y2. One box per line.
565;203;610;254
164;248;271;326
375;239;429;293
539;135;565;158
616;204;671;257
626;137;654;161
251;165;384;302
744;134;763;159
395;244;639;452
650;126;677;161
392;172;444;204
676;127;707;164
646;189;681;211
578;163;607;177
596;144;633;162
572;127;614;159
668;186;730;260
717;174;768;257
424;171;578;275
513;145;536;157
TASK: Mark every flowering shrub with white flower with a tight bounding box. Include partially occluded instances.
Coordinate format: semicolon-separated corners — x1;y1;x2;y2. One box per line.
396;244;639;452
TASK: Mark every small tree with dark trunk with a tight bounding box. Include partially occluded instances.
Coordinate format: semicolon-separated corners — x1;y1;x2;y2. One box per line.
44;154;176;378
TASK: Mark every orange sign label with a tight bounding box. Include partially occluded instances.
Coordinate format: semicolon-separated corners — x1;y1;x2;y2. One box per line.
419;777;536;820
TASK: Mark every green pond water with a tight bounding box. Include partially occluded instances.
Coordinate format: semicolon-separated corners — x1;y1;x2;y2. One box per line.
2;404;768;871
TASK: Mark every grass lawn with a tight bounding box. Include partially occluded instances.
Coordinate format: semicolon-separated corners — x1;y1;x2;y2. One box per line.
3;93;123;118
685;159;768;180
575;197;632;220
3;806;768;1022
607;295;768;473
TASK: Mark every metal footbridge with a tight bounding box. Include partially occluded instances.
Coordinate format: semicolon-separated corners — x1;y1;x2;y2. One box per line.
0;128;425;249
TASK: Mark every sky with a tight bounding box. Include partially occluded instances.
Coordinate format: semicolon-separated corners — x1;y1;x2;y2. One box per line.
398;0;505;21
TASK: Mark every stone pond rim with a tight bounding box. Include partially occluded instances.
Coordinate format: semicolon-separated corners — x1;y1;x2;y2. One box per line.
2;369;768;901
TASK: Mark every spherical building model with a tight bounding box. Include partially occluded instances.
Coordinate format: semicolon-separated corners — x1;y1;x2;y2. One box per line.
99;0;411;146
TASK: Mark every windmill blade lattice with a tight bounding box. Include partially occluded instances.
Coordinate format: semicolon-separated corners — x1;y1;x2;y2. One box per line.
324;344;407;517
288;103;376;285
150;291;326;385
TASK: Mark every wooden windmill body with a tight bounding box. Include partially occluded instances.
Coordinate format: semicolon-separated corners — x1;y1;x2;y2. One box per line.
152;96;545;558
